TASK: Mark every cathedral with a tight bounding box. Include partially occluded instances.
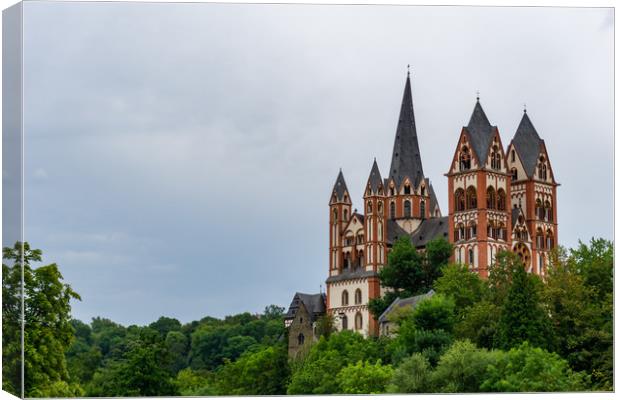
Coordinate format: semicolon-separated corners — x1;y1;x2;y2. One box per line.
325;71;559;337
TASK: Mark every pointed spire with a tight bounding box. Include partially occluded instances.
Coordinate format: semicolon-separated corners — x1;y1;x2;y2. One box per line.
366;159;383;194
512;111;543;178
465;99;494;163
389;72;425;188
330;169;350;203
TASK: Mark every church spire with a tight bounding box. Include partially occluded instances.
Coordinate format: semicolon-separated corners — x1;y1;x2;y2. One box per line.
389;71;425;188
330;169;350;204
366;159;383;194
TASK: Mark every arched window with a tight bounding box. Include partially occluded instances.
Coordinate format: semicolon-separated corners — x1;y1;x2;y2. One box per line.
546;229;554;249
460;146;471;171
378;201;383;214
511;149;515;162
468;222;477;239
498;222;506;240
355;312;363;330
341;315;348;330
537;156;547;180
535;199;543;220
455;189;466;212
490;146;500;170
421;186;426;196
341;290;349;306
390;186;395;196
404;184;411;195
486;187;496;209
497;189;506;211
536;228;544;249
420;200;426;218
511;168;518;181
366;187;372;196
355;289;362;305
404;200;412;217
367;201;372;214
333;209;338;221
466;186;477;209
487;220;496;239
468;248;475;266
390;202;396;219
298;333;305;345
358;250;364;267
343;209;349;221
344;194;349;202
378;221;383;241
344;252;351;269
455;223;465;241
544;200;552;222
495;152;502;170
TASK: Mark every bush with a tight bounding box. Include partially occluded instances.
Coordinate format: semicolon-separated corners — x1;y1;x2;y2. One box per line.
387;353;432;393
431;340;501;393
481;342;589;392
337;360;394;394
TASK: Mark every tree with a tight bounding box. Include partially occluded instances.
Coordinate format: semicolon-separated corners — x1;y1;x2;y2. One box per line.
86;327;178;396
454;300;500;349
387;353;432;393
165;331;190;374
2;242;83;397
215;345;290;395
431;340;501;393
433;263;487;316
370;237;451;319
337;360;393;394
149;316;182;337
411;294;455;332
481;342;588;392
496;263;553;351
262;304;285;320
315;313;336;339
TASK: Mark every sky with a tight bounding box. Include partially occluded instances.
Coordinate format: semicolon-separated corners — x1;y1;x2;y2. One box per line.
20;2;613;326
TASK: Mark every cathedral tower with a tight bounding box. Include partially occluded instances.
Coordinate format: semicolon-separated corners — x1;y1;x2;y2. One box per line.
446;99;512;277
506;110;558;275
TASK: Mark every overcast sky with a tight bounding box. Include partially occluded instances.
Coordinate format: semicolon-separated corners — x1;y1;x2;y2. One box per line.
22;2;613;326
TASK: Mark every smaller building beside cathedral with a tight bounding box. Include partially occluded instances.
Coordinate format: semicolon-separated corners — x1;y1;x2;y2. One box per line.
286;70;559;346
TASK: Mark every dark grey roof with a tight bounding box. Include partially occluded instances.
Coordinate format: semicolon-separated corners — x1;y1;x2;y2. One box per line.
410;216;449;248
378;289;435;323
386;218;410;245
511;112;543;178
464;100;496;164
352;212;365;224
284;292;326;322
388;75;425;188
330;170;350;202
426;180;441;216
325;269;378;284
367;159;383;193
511;207;520;227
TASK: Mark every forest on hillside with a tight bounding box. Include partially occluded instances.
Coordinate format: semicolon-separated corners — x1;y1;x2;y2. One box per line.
1;237;613;397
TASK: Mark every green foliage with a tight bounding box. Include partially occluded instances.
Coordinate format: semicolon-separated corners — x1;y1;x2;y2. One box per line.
412;294;455;332
434;263;487;315
2;242;83;397
496;262;553;351
431;340;501;393
481;342;589;392
174;368;216;396
315;313;336;339
387;353;432;393
454;300;500;349
149;316;182;337
287;330;385;394
544;241;614;390
214;345;290;395
370;237;452;320
337;360;394;394
86;327;179;396
165;331;189;374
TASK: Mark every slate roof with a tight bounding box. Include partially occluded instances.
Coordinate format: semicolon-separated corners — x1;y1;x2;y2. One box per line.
386;219;410;244
367;159;383;193
426;180;441;216
284;292;326;322
352;212;365;224
464;100;496;164
410;216;449;248
330;170;349;202
511;207;521;227
388;74;425;188
325;269;378;284
511;112;543;178
378;289;435;324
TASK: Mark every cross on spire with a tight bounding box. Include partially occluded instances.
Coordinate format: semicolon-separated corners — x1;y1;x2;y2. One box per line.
523;103;527;113
476;90;480;102
407;64;410;77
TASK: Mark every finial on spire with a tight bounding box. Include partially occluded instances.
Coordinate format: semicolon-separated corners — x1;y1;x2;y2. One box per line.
407;64;410;77
523;103;527;113
476;90;480;102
